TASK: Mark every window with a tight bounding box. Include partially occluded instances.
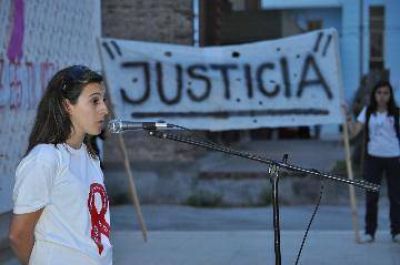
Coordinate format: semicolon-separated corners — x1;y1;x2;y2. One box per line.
369;6;385;70
307;20;322;31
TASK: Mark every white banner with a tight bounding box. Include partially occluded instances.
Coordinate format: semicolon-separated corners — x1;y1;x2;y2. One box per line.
0;0;101;214
100;28;344;131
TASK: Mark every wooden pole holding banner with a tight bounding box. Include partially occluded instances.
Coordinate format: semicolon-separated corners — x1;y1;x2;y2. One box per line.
117;134;148;242
341;113;361;243
96;38;148;242
332;29;360;242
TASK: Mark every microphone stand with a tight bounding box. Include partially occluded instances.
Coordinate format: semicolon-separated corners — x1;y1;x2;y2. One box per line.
146;130;379;265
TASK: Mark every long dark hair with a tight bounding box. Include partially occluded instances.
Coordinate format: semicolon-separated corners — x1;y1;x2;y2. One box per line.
366;80;399;140
367;80;397;115
26;65;103;158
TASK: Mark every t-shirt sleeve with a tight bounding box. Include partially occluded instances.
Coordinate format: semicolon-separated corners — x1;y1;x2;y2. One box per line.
357;107;367;124
13;146;58;214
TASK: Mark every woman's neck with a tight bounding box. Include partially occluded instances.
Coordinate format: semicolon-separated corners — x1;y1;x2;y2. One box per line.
66;131;85;149
377;105;388;112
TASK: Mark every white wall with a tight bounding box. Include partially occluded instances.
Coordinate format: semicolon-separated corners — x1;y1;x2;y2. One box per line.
0;0;101;215
340;1;361;101
261;0;341;9
385;0;400;102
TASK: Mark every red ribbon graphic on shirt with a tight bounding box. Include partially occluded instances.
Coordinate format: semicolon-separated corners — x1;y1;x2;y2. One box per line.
88;183;110;255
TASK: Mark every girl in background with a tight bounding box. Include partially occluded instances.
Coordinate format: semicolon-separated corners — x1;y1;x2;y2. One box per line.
347;80;400;243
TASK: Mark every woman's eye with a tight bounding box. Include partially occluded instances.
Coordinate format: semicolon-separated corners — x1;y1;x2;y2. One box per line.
92;98;100;104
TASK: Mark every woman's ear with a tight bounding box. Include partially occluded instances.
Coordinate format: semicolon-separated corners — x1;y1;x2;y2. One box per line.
63;99;72;114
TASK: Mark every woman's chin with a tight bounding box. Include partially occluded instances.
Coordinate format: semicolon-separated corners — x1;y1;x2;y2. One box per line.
88;128;102;136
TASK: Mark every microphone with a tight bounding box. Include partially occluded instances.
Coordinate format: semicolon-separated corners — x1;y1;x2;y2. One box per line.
107;119;174;133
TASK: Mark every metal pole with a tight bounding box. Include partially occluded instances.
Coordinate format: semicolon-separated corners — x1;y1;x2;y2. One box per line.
269;154;288;265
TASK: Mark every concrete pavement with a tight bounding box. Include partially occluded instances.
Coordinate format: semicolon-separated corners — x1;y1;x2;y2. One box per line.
2;204;399;264
112;230;399;265
110;204;390;231
5;230;398;265
109;204;399;264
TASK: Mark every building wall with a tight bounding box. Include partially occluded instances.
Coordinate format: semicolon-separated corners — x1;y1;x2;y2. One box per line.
262;0;400;102
102;0;193;45
336;0;400;100
340;1;361;101
101;0;206;169
284;8;342;35
384;0;400;102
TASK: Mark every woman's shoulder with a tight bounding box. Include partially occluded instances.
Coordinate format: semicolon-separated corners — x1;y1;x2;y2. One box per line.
29;143;60;156
360;106;368;113
356;106;367;123
23;144;64;166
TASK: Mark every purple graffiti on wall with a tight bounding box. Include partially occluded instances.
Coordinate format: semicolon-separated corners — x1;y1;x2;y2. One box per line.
0;1;60;111
7;0;24;62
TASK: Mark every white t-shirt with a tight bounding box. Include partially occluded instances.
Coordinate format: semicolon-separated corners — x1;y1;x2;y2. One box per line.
357;107;400;157
13;143;112;265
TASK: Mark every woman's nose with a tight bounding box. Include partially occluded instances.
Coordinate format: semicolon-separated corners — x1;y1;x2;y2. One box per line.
100;101;109;115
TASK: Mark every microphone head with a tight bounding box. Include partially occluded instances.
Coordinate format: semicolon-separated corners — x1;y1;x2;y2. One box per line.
107;119;122;134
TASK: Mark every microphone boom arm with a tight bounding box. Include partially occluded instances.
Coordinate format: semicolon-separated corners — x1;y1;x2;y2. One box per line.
146;129;377;265
147;130;379;192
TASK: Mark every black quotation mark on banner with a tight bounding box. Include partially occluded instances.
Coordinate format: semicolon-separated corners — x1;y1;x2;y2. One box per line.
313;31;332;57
102;41;122;60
